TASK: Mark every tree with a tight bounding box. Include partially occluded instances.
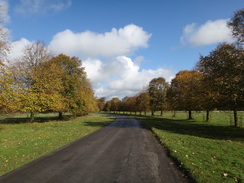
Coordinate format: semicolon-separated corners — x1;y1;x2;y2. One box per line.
78;80;99;114
0;65;22;113
228;8;244;44
124;96;137;114
20;41;52;70
10;41;53;122
20;60;65;121
110;97;121;113
148;77;169;116
196;43;244;126
103;100;111;112
197;75;219;122
167;70;204;119
120;96;130;113
97;97;106;111
50;54;97;118
136;91;150;115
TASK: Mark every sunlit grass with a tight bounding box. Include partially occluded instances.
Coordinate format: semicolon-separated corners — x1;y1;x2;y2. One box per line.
0;113;114;176
134;112;244;183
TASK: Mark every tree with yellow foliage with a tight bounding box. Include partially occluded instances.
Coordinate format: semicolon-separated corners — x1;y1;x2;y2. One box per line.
50;54;98;119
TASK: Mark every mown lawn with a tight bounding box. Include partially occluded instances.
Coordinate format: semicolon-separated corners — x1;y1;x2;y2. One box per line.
134;111;244;183
0;113;114;176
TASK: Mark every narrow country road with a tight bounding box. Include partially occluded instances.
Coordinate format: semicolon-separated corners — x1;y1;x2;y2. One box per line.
0;115;189;183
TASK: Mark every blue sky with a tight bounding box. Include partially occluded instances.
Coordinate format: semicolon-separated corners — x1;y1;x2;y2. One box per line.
2;0;243;99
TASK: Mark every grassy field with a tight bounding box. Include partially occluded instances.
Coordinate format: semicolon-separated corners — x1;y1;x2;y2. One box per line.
0;113;114;176
133;111;244;183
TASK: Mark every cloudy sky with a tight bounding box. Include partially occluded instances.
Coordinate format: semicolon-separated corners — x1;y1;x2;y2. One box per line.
1;0;243;99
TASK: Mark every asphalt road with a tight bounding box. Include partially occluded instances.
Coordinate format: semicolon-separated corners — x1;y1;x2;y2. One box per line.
1;115;189;183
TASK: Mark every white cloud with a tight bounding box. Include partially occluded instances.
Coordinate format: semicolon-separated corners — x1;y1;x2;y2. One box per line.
83;56;175;100
7;24;172;100
14;0;72;14
0;0;9;23
181;19;234;46
7;38;32;61
49;24;152;58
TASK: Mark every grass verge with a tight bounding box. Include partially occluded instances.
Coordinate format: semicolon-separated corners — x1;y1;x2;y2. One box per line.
135;114;244;183
0;113;114;176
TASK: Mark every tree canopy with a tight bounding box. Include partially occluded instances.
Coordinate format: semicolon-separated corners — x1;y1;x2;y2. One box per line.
0;41;98;121
196;43;244;126
228;8;244;44
148;77;169;115
167;70;204;119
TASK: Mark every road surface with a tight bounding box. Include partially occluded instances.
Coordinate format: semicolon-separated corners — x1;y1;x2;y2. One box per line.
0;115;189;183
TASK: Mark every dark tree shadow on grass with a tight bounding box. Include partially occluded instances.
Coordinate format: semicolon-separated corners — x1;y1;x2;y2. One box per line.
0;114;75;124
138;116;244;141
84;121;111;127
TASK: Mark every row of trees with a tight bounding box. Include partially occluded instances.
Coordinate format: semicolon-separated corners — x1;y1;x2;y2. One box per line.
0;41;98;122
101;9;244;127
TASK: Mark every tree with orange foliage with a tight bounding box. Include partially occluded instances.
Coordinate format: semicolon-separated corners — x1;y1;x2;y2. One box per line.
196;43;244;126
167;70;204;119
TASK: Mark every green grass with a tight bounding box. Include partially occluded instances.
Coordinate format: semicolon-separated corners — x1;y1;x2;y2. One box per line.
0;113;114;176
116;110;243;127
134;111;244;183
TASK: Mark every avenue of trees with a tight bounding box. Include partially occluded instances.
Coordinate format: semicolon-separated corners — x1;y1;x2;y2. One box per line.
102;9;244;127
0;40;98;122
0;8;243;126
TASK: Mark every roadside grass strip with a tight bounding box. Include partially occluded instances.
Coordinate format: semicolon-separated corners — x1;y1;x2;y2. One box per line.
0;113;114;176
136;113;244;183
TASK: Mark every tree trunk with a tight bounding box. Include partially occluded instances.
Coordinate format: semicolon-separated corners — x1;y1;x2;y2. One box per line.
29;112;35;123
144;111;146;115
151;110;154;116
206;110;210;122
233;109;238;127
172;111;176;118
58;112;63;120
160;110;163;116
188;110;193;120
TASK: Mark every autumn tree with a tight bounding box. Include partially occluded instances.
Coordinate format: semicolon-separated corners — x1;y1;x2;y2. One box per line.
136;91;150;115
0;5;12;112
148;77;169;116
21;41;52;69
50;54;98;118
118;96;129;113
103;100;111;112
167;70;204;119
124;96;137;114
228;8;244;45
108;97;120;113
79;79;99;114
21;60;65;121
196;43;244;127
97;97;106;111
10;41;53;122
0;65;22;113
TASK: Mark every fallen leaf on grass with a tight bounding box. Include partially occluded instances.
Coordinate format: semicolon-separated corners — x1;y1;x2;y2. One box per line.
223;173;228;177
